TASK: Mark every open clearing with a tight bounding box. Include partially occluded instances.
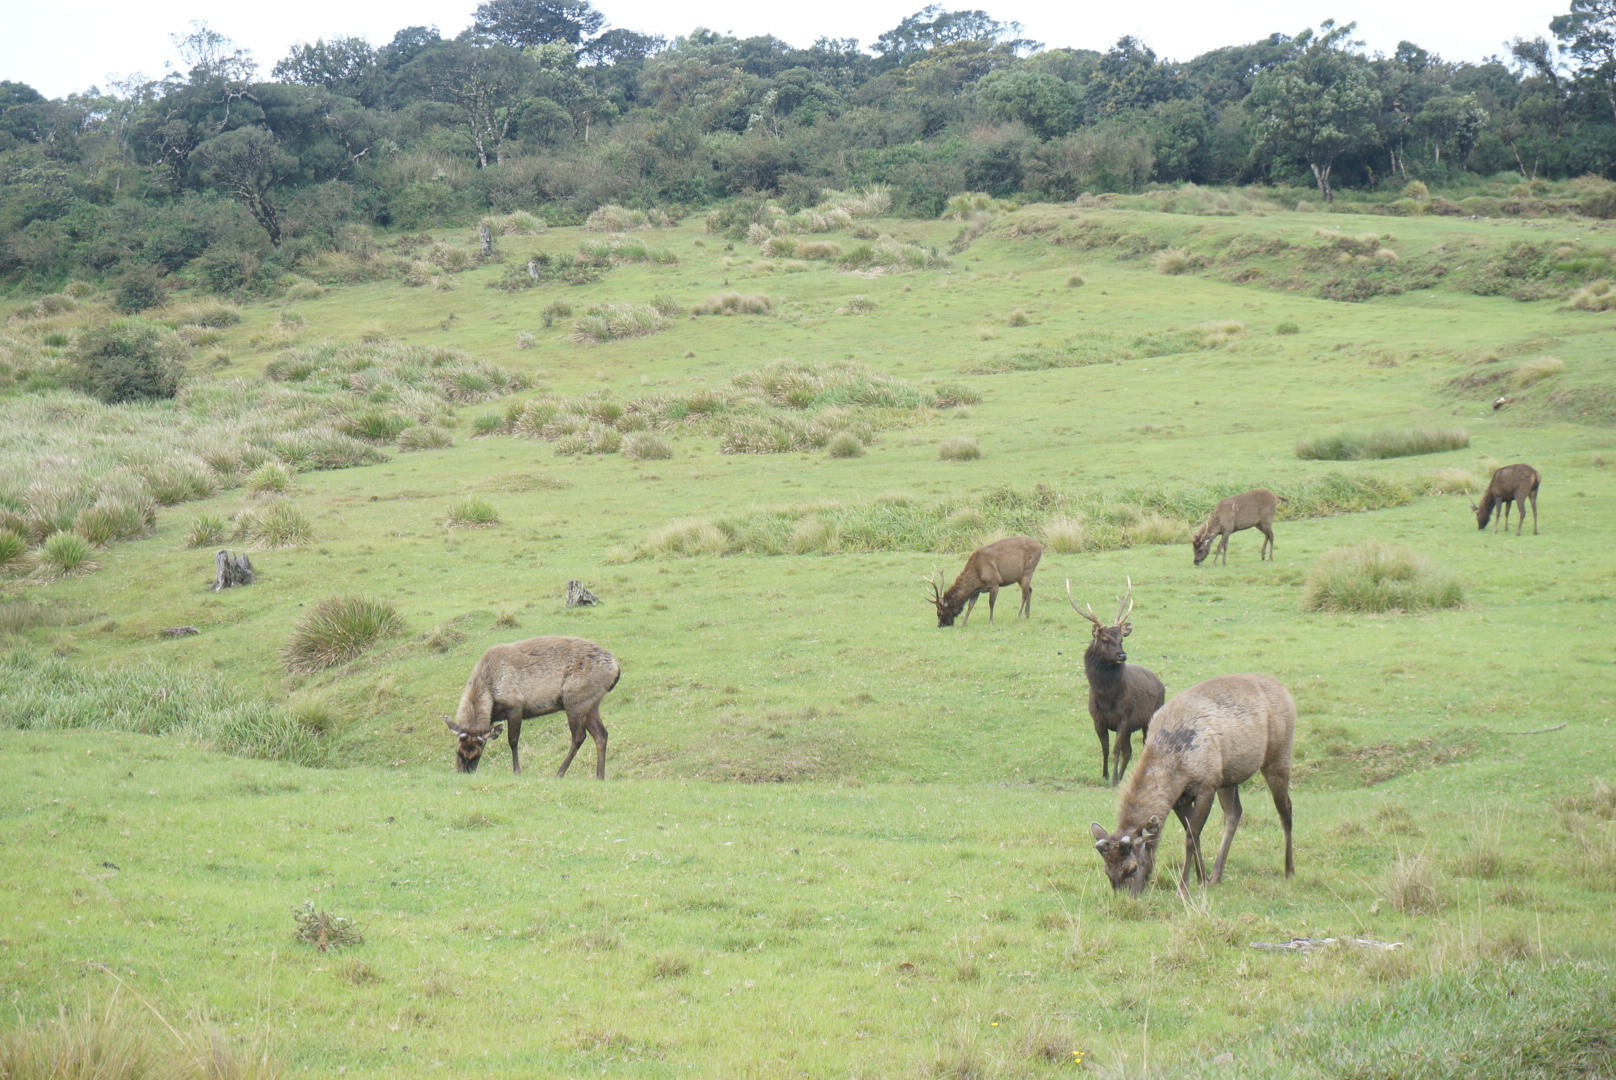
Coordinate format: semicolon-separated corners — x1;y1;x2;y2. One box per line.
3;203;1614;1078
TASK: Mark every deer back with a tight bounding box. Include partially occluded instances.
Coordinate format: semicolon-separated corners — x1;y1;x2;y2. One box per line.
470;637;619;719
1224;489;1279;530
1490;464;1539;500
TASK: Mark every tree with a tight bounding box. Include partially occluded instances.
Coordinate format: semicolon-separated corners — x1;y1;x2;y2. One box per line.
194;127;294;246
974;69;1075;137
402;38;536;166
473;0;606;47
1413;92;1488;166
1245;22;1381;201
1552;0;1616;123
873;6;1035;66
273;37;378;102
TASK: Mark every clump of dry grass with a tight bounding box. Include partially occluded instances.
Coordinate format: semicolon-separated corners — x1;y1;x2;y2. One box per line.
0;1002;281;1080
840;295;878;314
1564;279;1616;311
1006;309;1031;327
584;204;673;231
398;425;453;451
622;432;673;460
283;596;403;673
1196;319;1246;346
644;517;731;557
1043;515;1087;554
1385;853;1445;914
1425;467;1479;494
34;531;98;578
938;436;981;461
186;513;229;548
1303;542;1462;613
1512;355;1564;388
1122;512;1191;546
1154;246;1195;274
692;292;772;316
293;899;365;949
826;431;863;458
568;304;669;342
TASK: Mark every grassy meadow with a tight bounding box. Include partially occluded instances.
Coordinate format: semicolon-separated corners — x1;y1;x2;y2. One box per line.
2;199;1615;1078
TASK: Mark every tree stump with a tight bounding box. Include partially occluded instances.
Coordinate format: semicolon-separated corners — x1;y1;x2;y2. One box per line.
479;222;494;258
212;549;255;591
527;259;540;280
565;580;601;608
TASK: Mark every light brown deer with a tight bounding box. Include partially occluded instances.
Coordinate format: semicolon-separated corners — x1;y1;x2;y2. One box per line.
1068;578;1165;786
922;536;1043;627
1192;489;1283;565
1473;463;1540;535
445;636;621;779
1090;674;1295;897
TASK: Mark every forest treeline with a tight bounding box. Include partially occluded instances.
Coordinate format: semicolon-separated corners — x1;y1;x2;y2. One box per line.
3;0;1615;293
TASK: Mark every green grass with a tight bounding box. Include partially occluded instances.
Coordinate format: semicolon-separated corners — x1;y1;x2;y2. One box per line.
2;200;1615;1078
282;595;404;674
1296;426;1471;461
1302;542;1464;613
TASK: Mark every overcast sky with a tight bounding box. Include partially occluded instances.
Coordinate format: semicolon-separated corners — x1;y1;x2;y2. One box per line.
1;0;1562;99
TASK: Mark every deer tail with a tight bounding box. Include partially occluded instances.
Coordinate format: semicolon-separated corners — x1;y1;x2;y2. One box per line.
1276;495;1290;503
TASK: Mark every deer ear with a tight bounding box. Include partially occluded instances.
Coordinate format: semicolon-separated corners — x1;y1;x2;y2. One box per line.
1090;822;1108;843
1141;815;1162;842
1120;622;1133;638
445;719;463;734
487;724;504;740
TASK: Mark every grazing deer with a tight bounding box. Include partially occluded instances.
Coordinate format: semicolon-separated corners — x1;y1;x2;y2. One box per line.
1090;674;1295;897
922;536;1043;627
1068;578;1165;786
1192;488;1283;566
445;636;621;779
1473;464;1540;535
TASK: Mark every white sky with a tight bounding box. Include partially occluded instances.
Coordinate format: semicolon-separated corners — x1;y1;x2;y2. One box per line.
0;0;1563;100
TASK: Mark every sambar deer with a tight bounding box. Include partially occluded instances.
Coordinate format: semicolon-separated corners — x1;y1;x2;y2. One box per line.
922;536;1042;627
1068;577;1165;786
1090;673;1295;897
1473;463;1540;535
1192;488;1283;566
446;636;621;779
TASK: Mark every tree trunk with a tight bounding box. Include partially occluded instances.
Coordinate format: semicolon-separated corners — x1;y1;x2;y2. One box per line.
211;549;255;591
479;222;494;258
1310;161;1333;203
565;580;601;608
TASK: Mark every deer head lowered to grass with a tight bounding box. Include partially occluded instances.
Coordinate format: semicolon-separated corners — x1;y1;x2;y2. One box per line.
446;636;621;779
1090;673;1295;897
1472;463;1540;536
1192;488;1284;566
1068;577;1165;786
922;536;1043;627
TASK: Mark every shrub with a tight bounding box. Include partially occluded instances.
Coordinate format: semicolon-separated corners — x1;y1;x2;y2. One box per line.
826;431;863;458
36;531;96;577
1302;542;1463;613
1276;321;1301;335
1066;272;1085;287
245;462;296;495
1403;179;1429;200
939;436;981;461
622;432;673;460
399;425;454;451
446;496;499;528
1512;355;1564;388
500;211;546;235
692;292;772;315
71;318;186;403
186;513;229;548
236;500;315;548
112;266;165;312
283;596;404;673
1154;247;1194;274
1296;426;1469;460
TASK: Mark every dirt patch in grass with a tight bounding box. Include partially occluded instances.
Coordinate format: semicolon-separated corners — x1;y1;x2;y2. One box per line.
1299;729;1479;788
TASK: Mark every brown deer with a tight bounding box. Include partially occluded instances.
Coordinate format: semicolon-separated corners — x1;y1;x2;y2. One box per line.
1089;674;1295;897
922;536;1043;627
445;636;621;779
1192;489;1283;566
1473;464;1540;535
1068;578;1165;786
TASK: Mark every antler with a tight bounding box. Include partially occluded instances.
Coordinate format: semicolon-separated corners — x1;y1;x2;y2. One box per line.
1115;576;1134;626
1066;579;1103;627
920;568;943;603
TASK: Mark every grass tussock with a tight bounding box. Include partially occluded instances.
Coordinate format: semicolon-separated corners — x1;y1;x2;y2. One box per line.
398;424;453;451
185;513;228;548
0;649;325;763
1563;278;1616;310
245;461;296;495
445;496;499;528
282;596;404;674
938;437;981;461
826;431;864;458
1512;355;1565;388
622;432;673;460
1297;426;1470;460
1386;853;1446;914
584;204;673;231
1154;246;1196;274
235;500;315;548
1303;542;1463;613
293;900;364;950
568;303;670;342
691;292;772;316
0;1002;281;1080
35;531;98;578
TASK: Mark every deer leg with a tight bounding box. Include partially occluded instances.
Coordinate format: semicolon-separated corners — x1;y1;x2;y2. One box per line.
1180;791;1217;894
961;593;977;627
505;713;524;775
1210;786;1243;885
1264;765;1294;878
586;704;608;780
556;712;588;778
1530;491;1538;535
1018;580;1032;619
1259;523;1275;561
1094;716;1111;782
1111;722;1132;787
1515;496;1526;536
986;585;999;624
1217;533;1230;565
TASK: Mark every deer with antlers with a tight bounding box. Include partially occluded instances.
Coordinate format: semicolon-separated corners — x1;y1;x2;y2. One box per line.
921;536;1043;627
1068;578;1166;786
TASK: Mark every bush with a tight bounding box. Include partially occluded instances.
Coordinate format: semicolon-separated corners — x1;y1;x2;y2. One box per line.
186;513;229;548
236;500;315;548
446;496;499;528
939;436;981;461
112;267;166;312
71;318;187;403
826;431;863;458
286;280;324;301
1302;542;1463;613
1296;427;1469;461
1066;272;1085;287
245;462;296;495
283;596;404;674
622;432;673;460
1512;356;1564;389
36;531;96;577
